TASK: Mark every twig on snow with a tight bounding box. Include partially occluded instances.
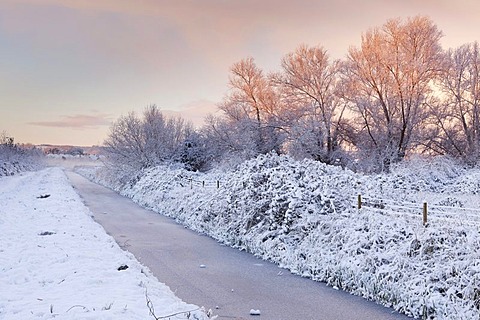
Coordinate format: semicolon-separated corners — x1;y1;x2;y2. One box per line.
66;305;90;312
145;288;201;319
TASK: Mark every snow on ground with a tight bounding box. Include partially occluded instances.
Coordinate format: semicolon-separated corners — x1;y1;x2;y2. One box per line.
78;154;480;319
0;167;210;320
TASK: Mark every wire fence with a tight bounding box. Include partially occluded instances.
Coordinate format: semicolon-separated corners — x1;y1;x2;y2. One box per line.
186;177;221;189
357;195;480;227
168;172;223;190
172;173;480;228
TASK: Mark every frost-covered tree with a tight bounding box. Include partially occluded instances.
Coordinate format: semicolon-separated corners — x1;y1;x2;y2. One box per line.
272;45;346;163
104;105;193;170
341;16;443;171
143;105;193;165
0;132;14;148
104;111;145;169
201;114;262;166
217;57;284;157
430;42;480;164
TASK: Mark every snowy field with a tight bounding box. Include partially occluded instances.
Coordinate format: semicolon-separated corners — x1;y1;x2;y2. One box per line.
78;154;480;319
0;167;210;320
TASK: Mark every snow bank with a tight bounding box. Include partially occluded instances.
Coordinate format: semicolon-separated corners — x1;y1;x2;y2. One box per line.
0;167;210;320
78;154;480;319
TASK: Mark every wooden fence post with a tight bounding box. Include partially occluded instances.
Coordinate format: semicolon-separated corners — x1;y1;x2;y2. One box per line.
216;180;220;189
190;178;192;189
357;194;362;209
202;181;205;188
423;202;428;226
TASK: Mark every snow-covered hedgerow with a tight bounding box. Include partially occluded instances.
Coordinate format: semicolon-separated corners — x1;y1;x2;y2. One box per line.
0;161;34;176
0;145;43;176
78;153;480;319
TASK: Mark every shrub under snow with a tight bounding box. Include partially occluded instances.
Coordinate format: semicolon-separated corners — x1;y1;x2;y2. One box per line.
77;153;480;319
0;145;43;176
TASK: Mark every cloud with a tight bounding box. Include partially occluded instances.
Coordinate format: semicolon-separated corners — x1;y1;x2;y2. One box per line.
29;113;112;129
3;0;478;75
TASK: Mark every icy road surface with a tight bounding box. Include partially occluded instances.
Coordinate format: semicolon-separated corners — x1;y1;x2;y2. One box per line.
66;171;411;320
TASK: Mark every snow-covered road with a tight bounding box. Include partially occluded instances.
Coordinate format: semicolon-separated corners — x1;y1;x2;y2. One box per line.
66;170;411;320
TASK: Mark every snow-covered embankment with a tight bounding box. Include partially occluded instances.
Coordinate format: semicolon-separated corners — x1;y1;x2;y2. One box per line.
78;154;480;319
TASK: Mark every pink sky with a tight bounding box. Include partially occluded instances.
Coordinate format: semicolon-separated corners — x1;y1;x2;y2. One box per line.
1;0;479;146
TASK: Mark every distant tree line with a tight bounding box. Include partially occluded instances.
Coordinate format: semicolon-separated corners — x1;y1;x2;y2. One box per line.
45;147;85;156
104;16;480;173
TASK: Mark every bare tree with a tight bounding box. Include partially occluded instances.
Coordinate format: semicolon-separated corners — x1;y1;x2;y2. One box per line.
341;16;443;171
104;105;193;170
201;113;264;166
272;44;345;163
218;57;284;156
430;42;480;164
0;131;14;147
143;105;193;165
104;111;146;169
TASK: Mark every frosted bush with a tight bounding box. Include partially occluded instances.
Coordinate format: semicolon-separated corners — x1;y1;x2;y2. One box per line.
0;145;43;176
79;153;480;319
